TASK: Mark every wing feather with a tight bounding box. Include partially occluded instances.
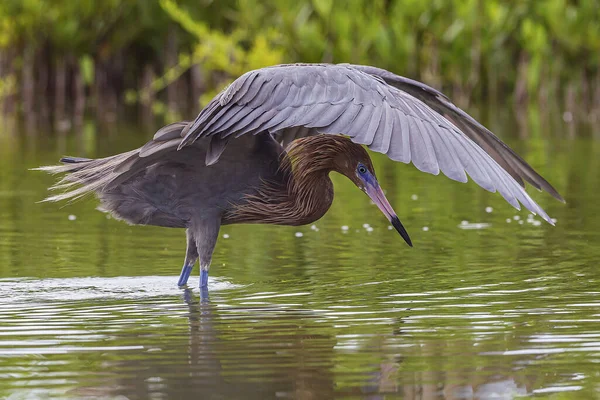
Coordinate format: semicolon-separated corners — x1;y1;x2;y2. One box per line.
346;104;373;132
152;121;190;141
306;103;347;128
413;118;440;175
427;124;467;183
278;125;302;147
139;138;181;158
324;103;362;133
268;104;318;132
176;63;561;223
369;103;394;154
210;106;257;136
348;64;563;202
386;110;411;163
278;83;302;109
447;131;495;192
353;103;383;145
202;104;248;135
231;71;261;104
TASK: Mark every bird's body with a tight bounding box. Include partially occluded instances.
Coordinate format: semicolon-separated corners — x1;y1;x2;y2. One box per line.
38;63;563;289
99;133;282;228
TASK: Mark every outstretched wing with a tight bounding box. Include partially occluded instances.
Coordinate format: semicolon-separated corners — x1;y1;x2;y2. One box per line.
346;64;564;202
178;63;561;224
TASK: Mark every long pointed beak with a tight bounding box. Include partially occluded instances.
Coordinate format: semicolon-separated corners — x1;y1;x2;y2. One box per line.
364;181;412;247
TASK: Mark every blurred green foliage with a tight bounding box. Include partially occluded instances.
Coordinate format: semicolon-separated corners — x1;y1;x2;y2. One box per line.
0;0;598;118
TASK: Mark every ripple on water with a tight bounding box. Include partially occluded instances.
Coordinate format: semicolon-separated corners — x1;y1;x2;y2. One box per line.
0;274;598;398
0;276;240;303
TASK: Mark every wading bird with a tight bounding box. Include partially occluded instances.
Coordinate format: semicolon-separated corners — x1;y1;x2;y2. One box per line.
39;64;563;288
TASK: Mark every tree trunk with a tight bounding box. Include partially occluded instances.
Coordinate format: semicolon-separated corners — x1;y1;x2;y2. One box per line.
165;25;179;114
95;59;118;122
21;45;35;119
140;63;156;125
54;56;67;130
581;68;590;120
537;58;548;114
564;81;576;139
467;0;482;105
0;49;6;114
94;59;104;120
2;48;16;115
190;63;204;110
36;44;50;121
514;51;529;106
108;51;122;119
593;69;600;125
72;56;86;126
486;56;498;110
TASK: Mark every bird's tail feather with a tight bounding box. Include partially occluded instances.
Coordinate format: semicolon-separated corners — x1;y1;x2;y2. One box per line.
60;156;92;164
34;150;139;202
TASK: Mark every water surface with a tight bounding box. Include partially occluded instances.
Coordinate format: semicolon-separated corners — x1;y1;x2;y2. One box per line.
1;116;599;399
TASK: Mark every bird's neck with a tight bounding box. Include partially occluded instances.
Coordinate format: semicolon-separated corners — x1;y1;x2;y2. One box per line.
225;146;335;226
283;161;335;226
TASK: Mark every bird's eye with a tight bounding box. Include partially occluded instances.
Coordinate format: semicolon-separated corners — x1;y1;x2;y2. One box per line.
357;165;367;174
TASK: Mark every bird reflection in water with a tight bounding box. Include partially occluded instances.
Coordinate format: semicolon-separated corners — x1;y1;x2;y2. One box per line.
64;289;548;399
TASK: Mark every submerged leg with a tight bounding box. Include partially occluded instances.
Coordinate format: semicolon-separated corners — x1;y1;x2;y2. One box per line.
194;217;221;289
177;229;199;286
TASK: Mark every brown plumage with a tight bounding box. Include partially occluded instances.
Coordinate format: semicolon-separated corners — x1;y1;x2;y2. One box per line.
226;135;373;226
36;63;563;290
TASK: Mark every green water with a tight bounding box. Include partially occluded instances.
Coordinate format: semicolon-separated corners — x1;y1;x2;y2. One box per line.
1;117;599;399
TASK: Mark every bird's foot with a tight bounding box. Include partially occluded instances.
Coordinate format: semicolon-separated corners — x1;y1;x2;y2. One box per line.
177;265;194;286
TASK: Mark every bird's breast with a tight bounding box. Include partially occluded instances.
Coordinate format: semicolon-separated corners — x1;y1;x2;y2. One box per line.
223;173;334;227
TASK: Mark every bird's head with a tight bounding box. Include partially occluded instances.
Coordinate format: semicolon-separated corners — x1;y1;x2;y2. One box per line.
331;137;413;247
287;135;412;246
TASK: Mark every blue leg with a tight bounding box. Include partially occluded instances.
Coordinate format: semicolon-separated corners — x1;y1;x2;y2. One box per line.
188;217;219;292
178;264;194;286
178;229;198;287
199;285;209;303
200;269;209;288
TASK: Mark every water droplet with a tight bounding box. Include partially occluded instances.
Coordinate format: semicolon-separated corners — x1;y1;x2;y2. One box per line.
422;226;429;231
518;220;524;225
513;215;520;221
68;215;77;221
506;218;512;223
341;225;349;231
461;220;469;225
295;232;303;238
551;218;557;223
388;225;393;230
222;234;230;239
366;227;374;232
485;207;493;213
362;223;370;229
310;224;318;231
411;194;418;200
532;220;542;226
563;111;573;123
